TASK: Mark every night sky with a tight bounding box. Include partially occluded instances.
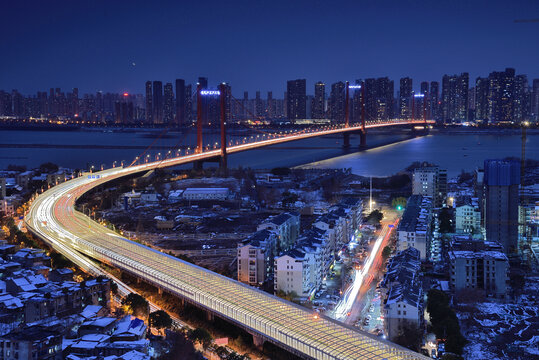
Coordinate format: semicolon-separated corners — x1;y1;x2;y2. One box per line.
1;0;538;96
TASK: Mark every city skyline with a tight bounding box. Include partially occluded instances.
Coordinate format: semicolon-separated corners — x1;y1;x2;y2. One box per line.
2;66;537;125
1;0;539;95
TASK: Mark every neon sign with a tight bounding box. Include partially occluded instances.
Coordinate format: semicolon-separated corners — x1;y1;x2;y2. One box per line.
200;90;221;96
348;85;362;89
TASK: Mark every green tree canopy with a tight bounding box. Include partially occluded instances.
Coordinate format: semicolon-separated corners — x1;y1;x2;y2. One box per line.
427;290;467;355
438;208;454;233
149;310;173;332
189;327;213;349
38;162;59;174
366;209;383;225
121;293;150;318
382;246;392;259
271;167;291;176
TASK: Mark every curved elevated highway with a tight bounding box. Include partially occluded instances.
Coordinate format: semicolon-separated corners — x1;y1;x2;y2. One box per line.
26;121;432;360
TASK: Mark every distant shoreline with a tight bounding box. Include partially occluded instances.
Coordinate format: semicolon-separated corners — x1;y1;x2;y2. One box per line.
0;121;537;135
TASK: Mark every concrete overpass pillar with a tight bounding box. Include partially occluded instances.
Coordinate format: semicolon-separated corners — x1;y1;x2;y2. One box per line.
359;130;367;148
206;311;214;322
343;133;350;148
251;333;265;349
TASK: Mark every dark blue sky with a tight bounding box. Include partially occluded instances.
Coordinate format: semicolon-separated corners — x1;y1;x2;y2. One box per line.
1;0;538;96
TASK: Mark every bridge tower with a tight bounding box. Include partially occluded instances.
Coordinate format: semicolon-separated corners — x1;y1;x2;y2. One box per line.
196;83;203;154
343;81;350;148
219;83;228;174
360;81;367;148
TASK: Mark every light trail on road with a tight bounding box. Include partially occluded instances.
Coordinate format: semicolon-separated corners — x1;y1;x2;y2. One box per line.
333;219;398;321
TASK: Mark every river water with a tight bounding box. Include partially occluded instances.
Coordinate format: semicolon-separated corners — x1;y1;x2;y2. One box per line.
1;128;537;177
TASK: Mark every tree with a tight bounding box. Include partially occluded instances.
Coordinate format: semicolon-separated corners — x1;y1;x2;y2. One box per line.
509;272;525;298
271;167;291;176
188;327;213;349
149;310;173;334
427;290;467;355
6;164;26;172
366;210;383;226
50;251;73;269
382;246;392;259
392;197;407;211
121;293;150;318
227;352;251;360
281;191;299;208
110;281;119;295
457;170;474;184
38;162;59;174
393;323;423;352
438;207;453;233
162;331;203;360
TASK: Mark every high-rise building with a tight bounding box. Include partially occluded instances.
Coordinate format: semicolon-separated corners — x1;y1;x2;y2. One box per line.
412;166;447;207
513;74;529;123
11;90;24;117
329;81;345;122
185;84;193;124
163;83;174;124
114;95;134;125
532;79;539;121
267;91;274;119
196;77;219;126
362;77;394;121
475;77;489;122
221;82;232;124
350;79;362;122
430;81;440;122
484;159;520;253
313;82;325;119
152;81;163;124
175;79;186;126
145;81;153;124
286;79;306;122
71;88;79;116
420;82;429;96
255;91;264;117
399;77;413;119
37;91;47;116
487;68;515;122
198;77;208;89
441;73;469;123
0;91;11;116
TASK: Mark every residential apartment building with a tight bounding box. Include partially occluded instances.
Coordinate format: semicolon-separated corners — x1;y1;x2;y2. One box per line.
412;166;447;207
0;325;62;360
448;236;509;298
397;195;433;260
257;212;300;252
273;252;310;297
237;230;277;286
455;197;481;234
382;247;423;340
